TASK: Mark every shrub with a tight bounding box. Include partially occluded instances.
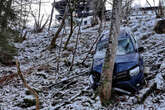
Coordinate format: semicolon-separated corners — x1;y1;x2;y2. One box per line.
0;31;17;65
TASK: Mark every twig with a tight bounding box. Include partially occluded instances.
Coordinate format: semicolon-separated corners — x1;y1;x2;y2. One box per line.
16;60;39;110
56;28;64;72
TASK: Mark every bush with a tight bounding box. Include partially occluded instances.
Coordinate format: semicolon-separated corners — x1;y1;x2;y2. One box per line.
0;31;17;65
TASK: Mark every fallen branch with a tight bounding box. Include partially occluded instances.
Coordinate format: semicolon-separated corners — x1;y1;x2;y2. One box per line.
61;80;78;90
54;89;86;109
134;81;156;104
48;70;89;89
16;60;39;110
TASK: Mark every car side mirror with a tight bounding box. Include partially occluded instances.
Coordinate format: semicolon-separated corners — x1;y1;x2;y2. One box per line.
138;47;144;53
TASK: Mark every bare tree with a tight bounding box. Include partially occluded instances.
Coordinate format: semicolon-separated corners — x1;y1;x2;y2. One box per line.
122;0;134;22
48;0;55;31
90;0;106;26
48;6;68;50
99;0;122;106
146;0;164;18
69;19;83;71
157;0;164;17
63;0;74;50
31;0;50;33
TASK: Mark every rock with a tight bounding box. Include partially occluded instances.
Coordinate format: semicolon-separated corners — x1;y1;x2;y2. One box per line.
37;65;50;72
141;35;149;40
62;51;71;57
16;98;36;108
144;67;150;74
138;46;145;53
64;59;71;67
154;20;165;34
0;52;15;66
67;46;74;52
160;63;165;69
151;64;161;71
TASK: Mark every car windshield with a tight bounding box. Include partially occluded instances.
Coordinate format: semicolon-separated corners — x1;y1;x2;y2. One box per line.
96;38;134;55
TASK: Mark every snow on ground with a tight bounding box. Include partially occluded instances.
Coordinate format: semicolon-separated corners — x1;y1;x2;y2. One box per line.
0;10;165;110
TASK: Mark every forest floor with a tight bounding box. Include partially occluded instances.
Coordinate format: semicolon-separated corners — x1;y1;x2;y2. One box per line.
0;10;165;110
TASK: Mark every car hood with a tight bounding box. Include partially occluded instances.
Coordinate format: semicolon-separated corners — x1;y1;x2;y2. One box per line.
115;53;139;73
92;52;139;73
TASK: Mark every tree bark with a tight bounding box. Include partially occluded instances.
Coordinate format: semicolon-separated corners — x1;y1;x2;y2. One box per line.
99;0;122;106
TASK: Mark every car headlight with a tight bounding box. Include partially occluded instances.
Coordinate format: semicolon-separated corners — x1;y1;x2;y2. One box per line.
129;66;140;76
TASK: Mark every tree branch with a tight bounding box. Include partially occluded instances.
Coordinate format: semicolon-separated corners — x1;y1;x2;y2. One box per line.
16;60;39;110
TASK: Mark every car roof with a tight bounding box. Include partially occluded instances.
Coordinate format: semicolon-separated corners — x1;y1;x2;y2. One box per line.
119;31;131;39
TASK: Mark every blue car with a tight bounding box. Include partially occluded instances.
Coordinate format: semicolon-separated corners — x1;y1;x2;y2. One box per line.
89;30;144;93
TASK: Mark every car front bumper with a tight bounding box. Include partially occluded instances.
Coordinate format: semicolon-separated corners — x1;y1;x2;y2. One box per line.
112;71;144;92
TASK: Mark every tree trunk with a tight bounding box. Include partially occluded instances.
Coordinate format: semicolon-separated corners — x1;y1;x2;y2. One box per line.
48;6;67;50
91;0;105;26
99;0;122;106
69;19;81;71
38;0;41;27
16;60;39;110
158;0;164;17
